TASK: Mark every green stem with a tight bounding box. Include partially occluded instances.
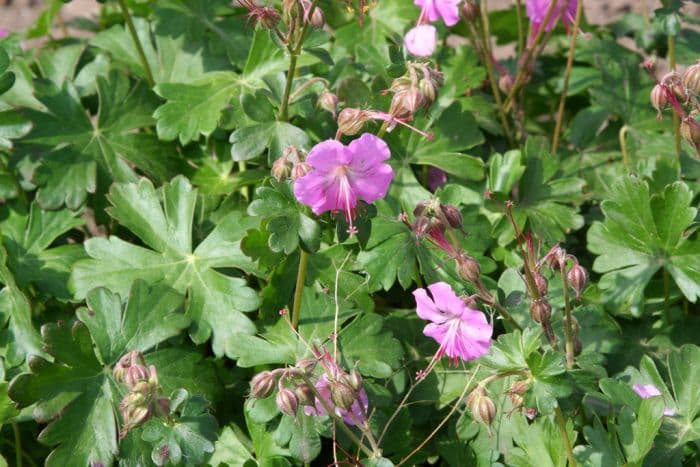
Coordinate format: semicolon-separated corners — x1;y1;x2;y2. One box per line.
291;250;309;330
560;266;575;369
502;0;560;113
302;376;375;458
238;160;249;199
117;0;155;87
668;34;682;158
663;268;671;324
278;53;299;122
619;125;630;168
12;420;23;467
554;407;577;467
551;0;583;153
515;0;525;55
376;121;389;139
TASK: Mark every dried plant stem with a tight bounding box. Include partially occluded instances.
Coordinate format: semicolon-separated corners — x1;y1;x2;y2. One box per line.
502;0;559;113
291;250;309;330
555;407;577;467
551;0;584;153
668;34;682;157
396;367;480;466
560;266;575;369
117;0;155;87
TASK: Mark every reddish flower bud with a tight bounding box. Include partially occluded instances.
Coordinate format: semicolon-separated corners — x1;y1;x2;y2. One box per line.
318;90;338;117
467;387;496;426
529;298;551;324
272;156;293;181
498;74;514;95
250;371;276;399
532;271;548;297
461;1;480;22
389;88;424;119
661;71;687;103
124;364;151;390
567;263;588;300
276;388;299;417
348;369;363;392
509;380;530;396
294;384;316;406
295;358;317;376
337;108;370;135
291;161;311;181
681;111;700;147
456;254;481;284
650;84;668;119
330;380;356;410
440;204;463;229
309;5;325;28
683;61;700;95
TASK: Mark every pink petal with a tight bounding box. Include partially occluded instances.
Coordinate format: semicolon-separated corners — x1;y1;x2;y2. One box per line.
423;322;450;345
427;282;466;318
436;0;460;26
404;25;437;57
305;139;349;170
413;288;446;322
346;133;394;203
632;383;662;399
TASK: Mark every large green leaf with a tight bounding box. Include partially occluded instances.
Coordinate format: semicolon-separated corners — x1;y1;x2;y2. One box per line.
8;281;189;467
588;177;700;313
70;176;261;357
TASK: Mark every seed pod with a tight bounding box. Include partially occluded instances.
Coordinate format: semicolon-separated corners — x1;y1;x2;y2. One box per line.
529;298;551;324
532;271;548;297
250;371;276;399
567;263;588;300
330;380;356;410
650;84;668;119
276;388;299;417
337;108;369;135
440;204;463;229
683;61;700;95
456;254;481;284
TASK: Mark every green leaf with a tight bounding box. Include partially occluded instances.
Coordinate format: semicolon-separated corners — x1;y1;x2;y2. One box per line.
230;121;310;164
247;179;321;254
588;177;700;313
668;344;700;421
209;425;255;466
154;72;242;144
141;392;218;466
0;110;30;151
482;327;543;371
0;264;43;367
618;398;664;463
8;280;188;466
339;314;403;378
71;177;261;357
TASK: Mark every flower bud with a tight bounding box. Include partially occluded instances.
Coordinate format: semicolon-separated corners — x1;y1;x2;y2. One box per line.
154;397;171;417
294;384;316;406
509;380;530;396
348;369;363;392
389;88;424;119
567;263;588;300
272;156;293;181
650;84;668;119
250;371;276;399
461;1;480;22
124;364;151;390
543;244;566;270
291;161;311;181
276;388;299;417
337;108;369;135
683;61;700;95
477;396;496;425
456;254;481;284
680;111;700;147
318;90;338;117
309;5;325;28
529;298;551;324
661;71;687;103
259;7;281;29
440;204;462;229
330;380;356;410
510;393;524;409
498;74;514;95
295;358;317;376
532;272;548;297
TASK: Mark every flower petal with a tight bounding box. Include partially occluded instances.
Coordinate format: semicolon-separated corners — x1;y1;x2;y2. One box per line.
426;282;466;318
404;24;437;57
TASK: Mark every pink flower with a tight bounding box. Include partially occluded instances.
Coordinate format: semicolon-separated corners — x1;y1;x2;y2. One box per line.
413;282;492;363
304;373;369;426
427;167;448;191
414;0;461;27
0;29;9;39
293;133;394;234
632;384;676;416
404;24;438;57
526;0;577;39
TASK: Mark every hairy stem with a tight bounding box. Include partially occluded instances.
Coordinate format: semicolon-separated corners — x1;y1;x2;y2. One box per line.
668;34;682;158
552;0;584;153
117;0;155;87
555;407;577;467
560;266;575;369
291;250;310;330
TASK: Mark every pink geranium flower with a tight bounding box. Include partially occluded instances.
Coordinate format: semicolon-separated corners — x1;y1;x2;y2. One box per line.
404;24;437;57
632;383;676;416
0;29;9;39
526;0;577;40
414;0;461;27
293;133;394;234
413;282;492;364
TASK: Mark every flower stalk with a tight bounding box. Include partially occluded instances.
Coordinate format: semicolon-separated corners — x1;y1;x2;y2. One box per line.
291;249;310;330
560;264;575;369
116;0;155;87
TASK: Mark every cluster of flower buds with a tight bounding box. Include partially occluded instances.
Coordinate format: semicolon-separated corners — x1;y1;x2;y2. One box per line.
648;59;700;155
249;347;369;427
272;145;310;182
506;379;530;411
237;0;325;47
388;62;443;120
317;89;339;117
113;351;170;439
